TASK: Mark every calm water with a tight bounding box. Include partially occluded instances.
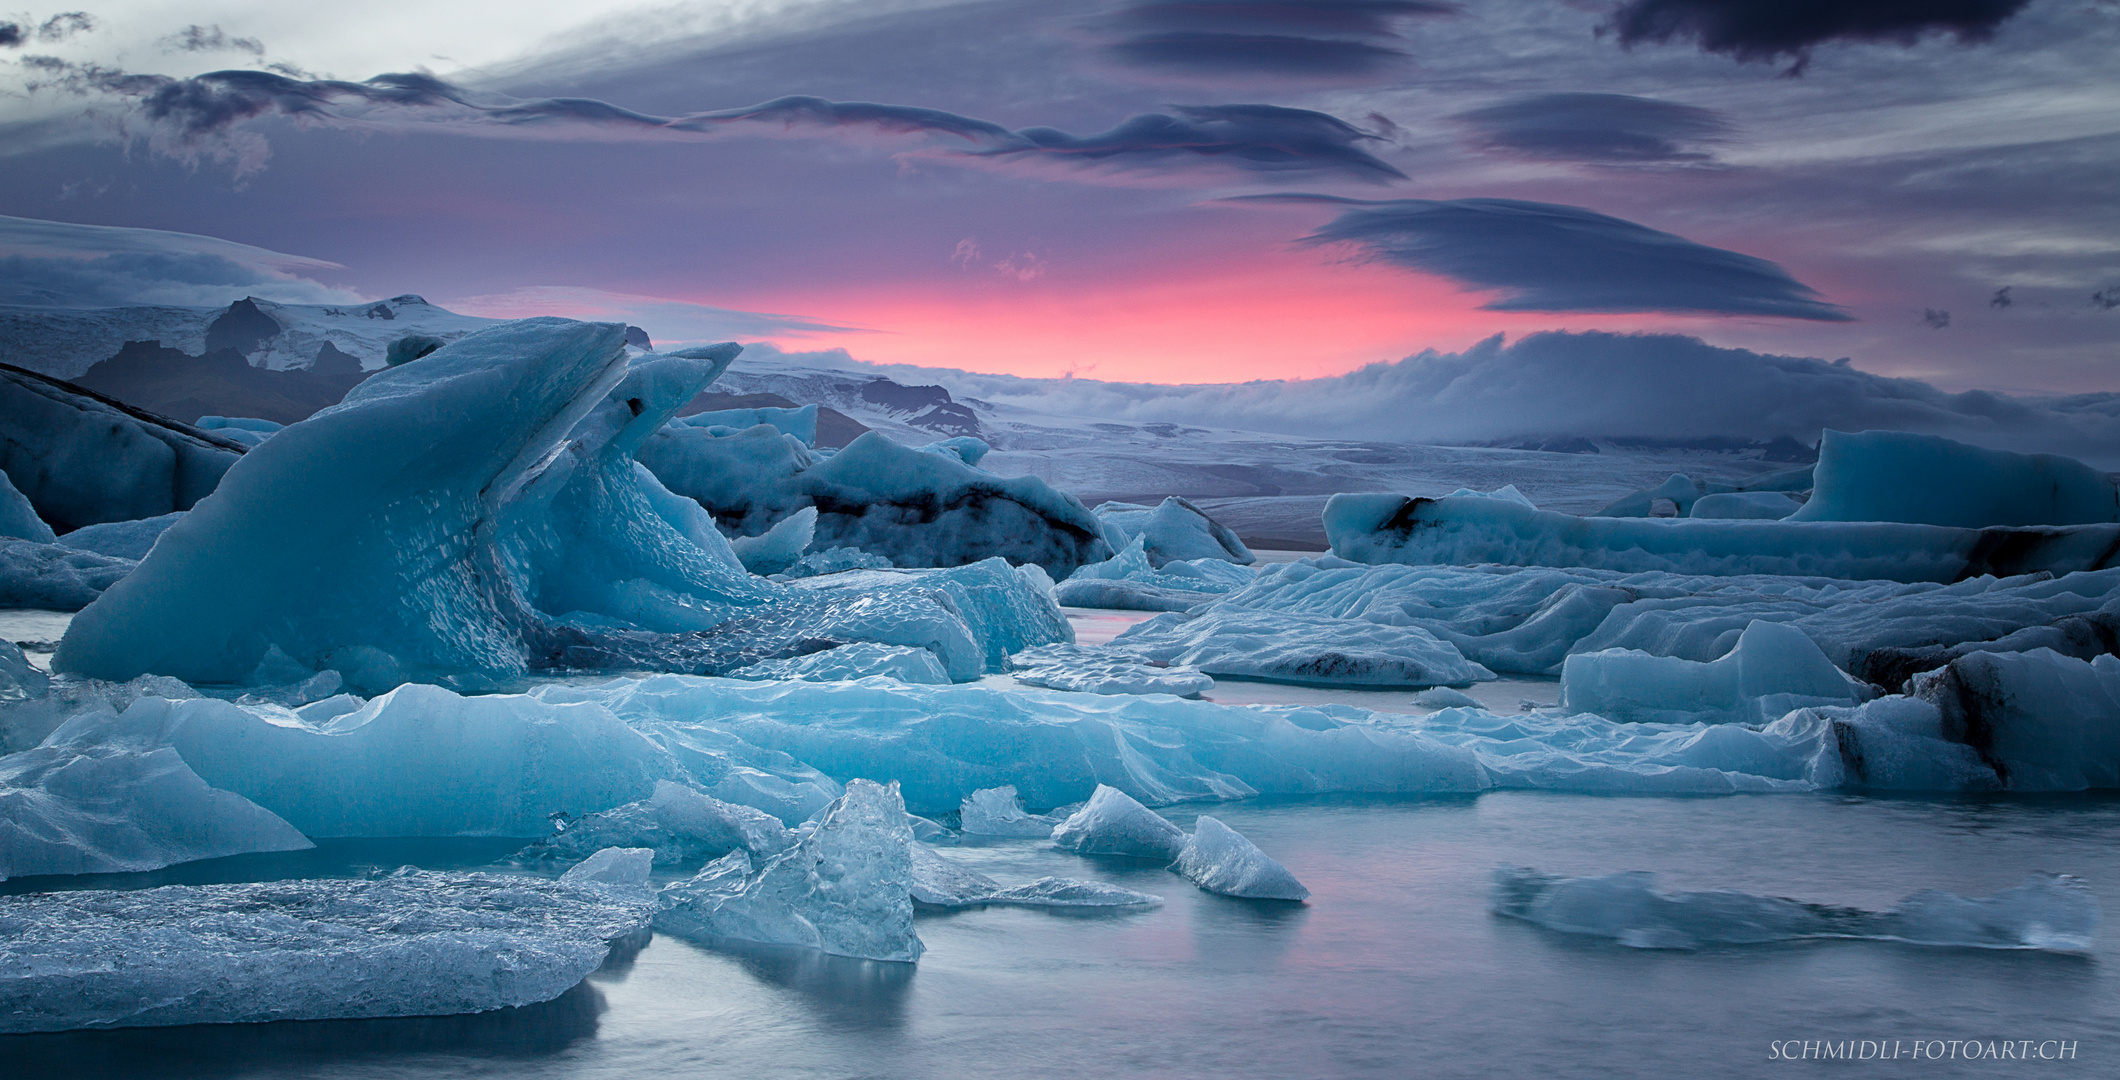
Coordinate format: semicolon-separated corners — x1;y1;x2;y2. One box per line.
8;794;2118;1079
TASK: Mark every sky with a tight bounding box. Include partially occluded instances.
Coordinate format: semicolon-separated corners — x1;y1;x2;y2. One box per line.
1;0;2116;405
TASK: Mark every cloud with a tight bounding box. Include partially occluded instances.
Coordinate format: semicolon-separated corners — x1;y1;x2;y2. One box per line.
0;23;21;48
773;330;2120;466
1452;92;1732;164
1604;0;2035;69
1087;1;1459;81
1233;194;1849;319
446;285;868;346
163;25;265;57
37;12;95;42
0;213;361;307
27;65;1402;183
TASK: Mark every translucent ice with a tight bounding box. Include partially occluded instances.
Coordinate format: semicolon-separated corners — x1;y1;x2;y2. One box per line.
1054;535;1255;612
1791;429;2117;528
654;778;924;962
1049;784;1187;861
729;505;815;576
1561;620;1861;725
1174;816;1308;900
513;780;794;868
1689;491;1798;520
0;869;654;1033
909;842;1162;908
959;785;1062;837
1115;606;1495;688
1493;868;2096;952
1093;497;1254;567
560;846;655;890
1009;643;1214;697
732;642;951;685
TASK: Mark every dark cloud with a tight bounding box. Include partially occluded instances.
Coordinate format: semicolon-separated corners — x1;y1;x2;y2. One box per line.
164;25;265;56
42;65;1403;183
1236;194;1849;319
1604;0;2035;69
1991;287;2013;309
37;12;95;41
1923;307;1950;329
1090;0;1459;80
0;22;23;47
1453;92;1731;164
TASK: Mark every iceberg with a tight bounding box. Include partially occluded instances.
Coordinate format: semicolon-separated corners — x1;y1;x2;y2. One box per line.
0;868;654;1033
728;505;816;576
1493;868;2096;952
1173;815;1308;901
0;468;53;543
194;416;284;449
0;742;311;880
673;403;819;446
1593;474;1704;518
1053;535;1256;612
53;511;184;561
1790;429;2118;528
1688;491;1798;520
909;841;1162;909
1009;643;1214;697
513;780;793;868
1560;620;1862;725
1049;784;1188;861
0;538;133;610
0;362;242;533
1092;496;1254;567
1114;606;1495;688
654;778;924;962
1912;648;2120;790
1324;492;2120;582
559;846;655;890
731;642;951;685
958;784;1063;837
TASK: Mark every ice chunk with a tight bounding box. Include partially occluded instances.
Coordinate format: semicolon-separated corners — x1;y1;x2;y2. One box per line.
1010;643;1214;697
1055;535;1256;611
1115;607;1495;688
1791;429;2118;528
0;869;653;1033
1913;648;2120;790
48;682;676;837
0;538;134;611
54;511;184;561
0;743;311;880
1561;620;1861;725
654;778;923;962
959;784;1062;837
674;403;818;446
909;842;1161;908
1766;697;2001;791
1493;868;2096;952
783;557;1072;675
0;362;240;533
1594;474;1703;518
0;467;53;543
732;642;950;685
1093;496;1254;567
1324;492;2120;582
1689;491;1799;520
194;416;284;449
774;545;894;579
1049;784;1187;861
728;505;815;575
515;780;793;868
560;846;655;889
1173;816;1308;900
0;640;47;702
1414;687;1483;708
0;669;197;755
1440;483;1538;509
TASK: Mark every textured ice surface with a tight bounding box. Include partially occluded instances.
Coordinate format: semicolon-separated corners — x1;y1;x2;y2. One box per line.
0;868;654;1033
0;539;133;611
1009;643;1214;697
1689;491;1798;520
1174;816;1309;900
1413;687;1483;708
729;505;815;576
1054;535;1256;611
1493;868;2097;952
1792;430;2117;528
0;468;53;543
0;743;310;880
1093;497;1253;567
559;846;655;889
1561;620;1861;725
732;642;951;685
1766;698;2001;792
774;546;894;579
47;682;674;837
514;780;793;868
1325;493;2120;583
959;785;1063;837
1115;606;1496;688
55;512;183;561
0;669;197;755
654;778;923;962
1912;649;2120;790
909;841;1162;908
674;403;819;446
783;558;1073;676
1050;784;1187;861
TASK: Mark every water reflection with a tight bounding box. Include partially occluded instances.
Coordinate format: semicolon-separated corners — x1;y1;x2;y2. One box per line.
702;937;917;1030
0;981;605;1079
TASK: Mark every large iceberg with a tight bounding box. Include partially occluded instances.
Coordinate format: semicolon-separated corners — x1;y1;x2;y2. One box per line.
1560;620;1863;725
1493;868;2096;952
1912;648;2120;790
1050;784;1187;861
1114;606;1496;688
52;321;1062;688
0;742;311;880
0;868;654;1033
1093;497;1254;567
654;778;924;962
1173;815;1309;901
1791;429;2118;528
1325;492;2120;583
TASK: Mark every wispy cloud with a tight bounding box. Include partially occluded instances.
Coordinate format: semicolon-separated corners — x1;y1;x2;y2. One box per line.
1084;0;1459;82
446;285;868;346
0;213;359;307
1452;92;1732;165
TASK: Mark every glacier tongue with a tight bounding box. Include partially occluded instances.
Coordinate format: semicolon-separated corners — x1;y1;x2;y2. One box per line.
0;868;654;1034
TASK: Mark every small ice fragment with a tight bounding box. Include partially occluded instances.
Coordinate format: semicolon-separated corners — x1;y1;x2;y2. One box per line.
1174;815;1309;900
959;785;1061;837
910;842;1160;909
1414;687;1482;709
1050;784;1187;861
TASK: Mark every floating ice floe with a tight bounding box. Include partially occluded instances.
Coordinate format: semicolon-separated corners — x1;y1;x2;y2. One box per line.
1009;642;1214;697
1174;815;1309;901
0;868;654;1033
1114;606;1496;688
1791;429;2117;528
0;742;311;880
1053;535;1256;612
1327;491;2120;583
54;511;184;561
513;780;794;868
1560;620;1864;725
655;778;924;962
0;538;133;610
731;642;952;685
1092;496;1253;567
51;321;1065;689
909;841;1162;909
1688;491;1798;520
1050;784;1188;861
1493;868;2097;952
959;784;1063;837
